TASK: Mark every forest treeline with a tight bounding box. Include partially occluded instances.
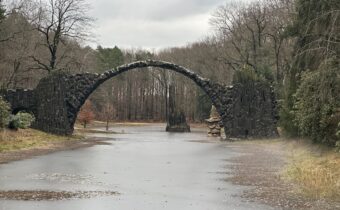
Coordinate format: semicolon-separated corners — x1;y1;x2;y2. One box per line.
0;0;339;146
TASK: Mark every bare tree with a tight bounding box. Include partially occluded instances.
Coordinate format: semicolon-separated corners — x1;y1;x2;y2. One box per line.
77;99;95;128
264;0;295;82
0;8;42;89
210;1;268;73
101;102;115;131
0;0;29;43
210;0;294;84
31;0;93;72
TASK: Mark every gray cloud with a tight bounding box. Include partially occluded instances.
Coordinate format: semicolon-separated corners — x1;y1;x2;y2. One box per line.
87;0;228;49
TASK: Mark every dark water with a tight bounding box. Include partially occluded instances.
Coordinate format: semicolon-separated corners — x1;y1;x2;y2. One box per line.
0;124;275;210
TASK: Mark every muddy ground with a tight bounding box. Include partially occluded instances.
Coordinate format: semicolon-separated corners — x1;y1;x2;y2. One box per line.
225;141;340;210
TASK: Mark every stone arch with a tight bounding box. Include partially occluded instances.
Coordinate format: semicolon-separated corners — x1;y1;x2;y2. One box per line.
1;60;279;138
64;60;226;134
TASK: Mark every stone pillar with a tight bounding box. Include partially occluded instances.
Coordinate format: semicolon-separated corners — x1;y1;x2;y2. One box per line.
205;105;222;137
166;85;190;132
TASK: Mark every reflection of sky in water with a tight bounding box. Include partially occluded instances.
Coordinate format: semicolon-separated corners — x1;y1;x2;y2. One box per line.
0;124;276;210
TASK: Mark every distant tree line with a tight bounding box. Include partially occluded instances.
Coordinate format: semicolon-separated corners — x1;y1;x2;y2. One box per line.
0;0;339;146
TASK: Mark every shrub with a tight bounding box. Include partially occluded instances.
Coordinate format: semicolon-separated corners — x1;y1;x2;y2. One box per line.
233;66;260;84
336;122;340;139
16;112;35;128
8;115;20;130
8;112;35;130
0;97;10;128
233;66;272;85
336;123;340;152
279;105;298;137
293;59;340;146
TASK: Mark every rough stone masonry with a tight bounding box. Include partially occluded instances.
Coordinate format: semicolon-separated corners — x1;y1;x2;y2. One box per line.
1;60;279;139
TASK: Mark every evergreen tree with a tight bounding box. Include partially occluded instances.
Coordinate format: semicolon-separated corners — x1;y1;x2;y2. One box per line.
96;46;124;71
0;0;5;21
281;0;340;143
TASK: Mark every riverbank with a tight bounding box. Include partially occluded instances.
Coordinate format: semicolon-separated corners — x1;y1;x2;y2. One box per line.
0;128;109;164
0;122;169;164
0;129;82;152
226;139;340;210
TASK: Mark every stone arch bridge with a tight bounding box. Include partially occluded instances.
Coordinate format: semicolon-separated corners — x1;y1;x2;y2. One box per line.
1;60;278;139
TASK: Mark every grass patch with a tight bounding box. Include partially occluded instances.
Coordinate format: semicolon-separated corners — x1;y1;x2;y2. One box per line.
75;128;119;134
230;138;283;144
284;140;340;202
0;129;82;152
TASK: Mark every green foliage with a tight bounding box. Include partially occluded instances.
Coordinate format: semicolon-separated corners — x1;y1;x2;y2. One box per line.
16;112;35;128
293;59;340;145
0;1;5;21
336;122;340;139
96;46;124;71
135;51;153;61
8;112;35;130
289;0;340;49
258;66;275;82
233;66;272;84
233;67;261;84
288;0;340;74
8;115;20;130
280;69;300;135
336;123;340;152
280;0;340;144
279;105;298;137
0;97;10;128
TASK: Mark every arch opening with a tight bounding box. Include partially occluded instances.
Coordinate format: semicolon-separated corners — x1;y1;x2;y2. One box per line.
12;107;33;115
74;64;216;132
68;60;225;134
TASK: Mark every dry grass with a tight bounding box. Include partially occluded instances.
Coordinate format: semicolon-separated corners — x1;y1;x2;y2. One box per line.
0;129;82;152
284;140;340;202
74;121;154;129
74;128;119;134
230;138;283;144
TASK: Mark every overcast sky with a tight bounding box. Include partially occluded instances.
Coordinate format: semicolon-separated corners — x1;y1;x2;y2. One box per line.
87;0;228;50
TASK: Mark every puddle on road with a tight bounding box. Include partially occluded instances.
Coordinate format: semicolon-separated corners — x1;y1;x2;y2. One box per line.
27;173;95;184
0;190;118;201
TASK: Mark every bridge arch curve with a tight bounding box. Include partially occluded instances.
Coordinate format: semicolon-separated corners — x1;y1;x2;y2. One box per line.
66;60;226;132
99;60;211;88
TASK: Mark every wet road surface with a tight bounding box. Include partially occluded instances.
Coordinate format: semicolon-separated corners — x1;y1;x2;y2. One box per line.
0;124;276;210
